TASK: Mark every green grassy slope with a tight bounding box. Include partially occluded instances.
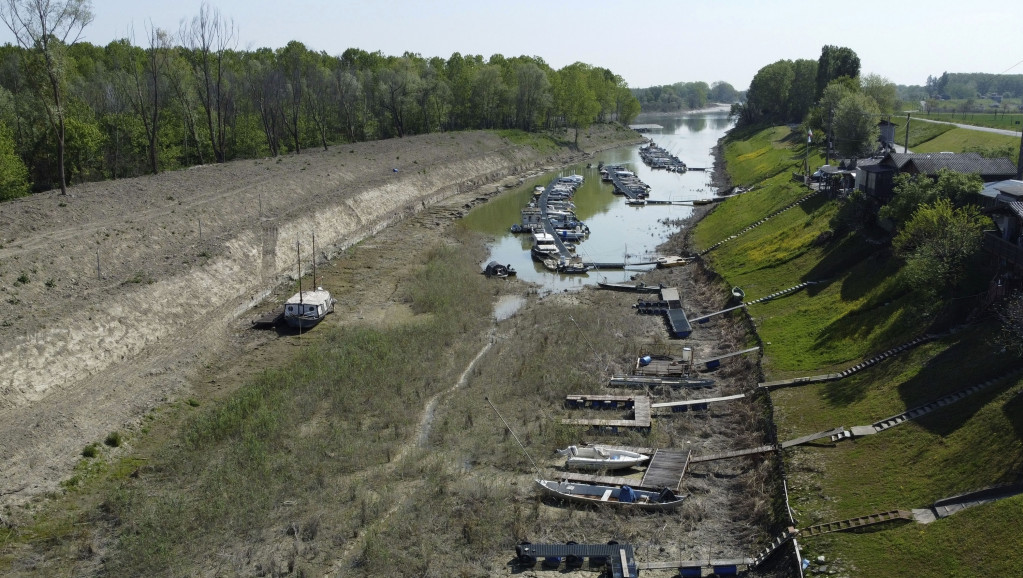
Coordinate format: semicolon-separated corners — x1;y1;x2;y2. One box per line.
694;123;1023;576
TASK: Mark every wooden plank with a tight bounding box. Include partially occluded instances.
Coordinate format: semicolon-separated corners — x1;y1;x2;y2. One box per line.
641;449;690;490
651;393;745;408
557;472;662;492
600;489;613;501
566;394;637;402
619;549;632;578
638;558;754;571
779;426;846;448
690;445;776;463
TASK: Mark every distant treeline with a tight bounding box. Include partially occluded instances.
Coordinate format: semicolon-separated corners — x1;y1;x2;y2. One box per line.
0;5;641;198
926;72;1023;100
631;81;740;112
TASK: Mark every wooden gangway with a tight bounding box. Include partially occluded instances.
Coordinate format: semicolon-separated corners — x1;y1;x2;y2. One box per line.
562;395;651;430
556;472;660;492
701;346;761;369
690;444;777;464
779;426;846;448
799;510;913;537
640;449;691;491
536;184;574;260
607;168;650;200
651;393;745;412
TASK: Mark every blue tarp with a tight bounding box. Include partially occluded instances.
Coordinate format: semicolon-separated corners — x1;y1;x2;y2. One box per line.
619;485;636;503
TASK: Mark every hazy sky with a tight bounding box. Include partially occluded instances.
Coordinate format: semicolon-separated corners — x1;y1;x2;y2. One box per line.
3;0;1022;90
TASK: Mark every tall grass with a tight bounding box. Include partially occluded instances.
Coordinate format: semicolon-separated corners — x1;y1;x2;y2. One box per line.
99;243;497;575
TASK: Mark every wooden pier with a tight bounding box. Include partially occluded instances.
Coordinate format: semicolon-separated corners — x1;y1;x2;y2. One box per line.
562;395;651;431
638;557;754;575
779;426;846;448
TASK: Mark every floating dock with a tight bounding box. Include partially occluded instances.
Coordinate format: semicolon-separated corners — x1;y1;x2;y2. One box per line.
562;395;652;431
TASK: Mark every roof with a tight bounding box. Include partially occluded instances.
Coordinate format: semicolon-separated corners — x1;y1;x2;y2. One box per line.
984;180;1023;199
882;152;1018;178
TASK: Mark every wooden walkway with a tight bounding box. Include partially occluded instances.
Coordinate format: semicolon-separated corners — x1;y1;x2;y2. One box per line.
562;395;651;430
750;527;799;568
516;542;637;577
557;472;660;492
779;426;846;448
651;393;745;412
638;557;754;573
799;510;913;537
640;449;691;491
690;444;777;464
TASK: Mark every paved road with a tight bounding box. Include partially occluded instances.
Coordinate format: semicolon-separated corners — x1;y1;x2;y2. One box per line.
912;115;1022;137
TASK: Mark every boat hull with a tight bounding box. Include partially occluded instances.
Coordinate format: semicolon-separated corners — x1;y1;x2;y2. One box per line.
536;479;684;511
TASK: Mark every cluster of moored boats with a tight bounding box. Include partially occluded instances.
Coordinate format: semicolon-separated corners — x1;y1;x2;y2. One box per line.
639;142;687;172
510;175;592;274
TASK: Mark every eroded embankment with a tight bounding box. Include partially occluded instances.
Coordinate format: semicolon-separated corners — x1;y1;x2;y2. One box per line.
0;127;641;503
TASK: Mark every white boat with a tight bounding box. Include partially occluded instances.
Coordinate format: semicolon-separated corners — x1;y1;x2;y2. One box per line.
284;287;336;329
536;479;685;511
556;445;649;470
284;234;336;330
656;255;692;268
531;231;560;261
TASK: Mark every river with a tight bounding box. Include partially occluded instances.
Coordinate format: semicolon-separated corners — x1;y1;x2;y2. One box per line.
462;107;734;293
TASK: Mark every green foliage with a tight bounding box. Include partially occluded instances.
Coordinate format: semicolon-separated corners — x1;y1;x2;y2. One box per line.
833;91;880;158
0;122;29;200
880;169;983;228
0;19;637;196
104;431;123;447
893;198;987;298
81;443;99;458
815;45;861;98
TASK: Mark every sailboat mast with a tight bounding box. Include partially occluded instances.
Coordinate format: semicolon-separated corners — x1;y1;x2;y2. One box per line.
297;240;303;306
312;231;317;288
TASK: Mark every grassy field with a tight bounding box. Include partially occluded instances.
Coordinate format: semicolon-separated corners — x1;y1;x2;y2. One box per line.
910;127;1020;160
918;111;1023;132
693;123;1023;576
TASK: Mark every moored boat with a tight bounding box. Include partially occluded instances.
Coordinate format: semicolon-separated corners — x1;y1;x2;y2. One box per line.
556;445;649;470
535;479;684;511
656;255;692;268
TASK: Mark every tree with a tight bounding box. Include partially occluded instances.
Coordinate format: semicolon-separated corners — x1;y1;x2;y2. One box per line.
861;73;897;114
786;59;818;122
832;91;879;159
180;2;235;163
0;119;29;199
816;45;860;98
709;81;738;103
894;198;987;296
1;0;94;194
512;60;549;131
880;169;983;228
741;60;794;125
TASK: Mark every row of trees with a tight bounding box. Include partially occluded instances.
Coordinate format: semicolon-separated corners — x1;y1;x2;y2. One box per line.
0;1;641;199
734;45;900;159
631;80;740;112
926;72;1023;100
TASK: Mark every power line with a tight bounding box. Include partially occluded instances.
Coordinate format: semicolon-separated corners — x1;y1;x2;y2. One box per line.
1001;58;1023;74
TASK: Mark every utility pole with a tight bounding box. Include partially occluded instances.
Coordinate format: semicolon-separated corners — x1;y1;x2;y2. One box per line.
904;112;911;153
825;109;834;166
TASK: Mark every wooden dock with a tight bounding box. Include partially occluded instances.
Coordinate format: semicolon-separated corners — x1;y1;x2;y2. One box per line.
701;346;760;369
640;449;691;491
516;542;637;577
638;557;754;574
562;395;651;430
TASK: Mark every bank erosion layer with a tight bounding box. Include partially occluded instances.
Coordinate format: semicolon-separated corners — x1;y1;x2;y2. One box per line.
0;126;643;504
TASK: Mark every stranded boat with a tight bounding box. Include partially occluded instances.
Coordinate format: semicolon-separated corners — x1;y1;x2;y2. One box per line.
284;287;336;329
557;445;649;470
536;479;684;511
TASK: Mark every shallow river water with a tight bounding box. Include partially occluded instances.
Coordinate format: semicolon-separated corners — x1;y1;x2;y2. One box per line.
462;108;734;293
